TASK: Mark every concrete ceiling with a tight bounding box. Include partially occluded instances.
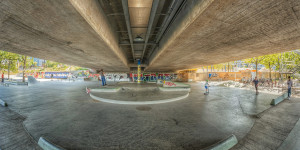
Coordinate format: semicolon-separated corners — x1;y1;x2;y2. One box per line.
0;0;128;71
0;0;300;72
146;0;300;71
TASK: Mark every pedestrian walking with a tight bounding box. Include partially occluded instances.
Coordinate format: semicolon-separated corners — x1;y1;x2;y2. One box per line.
253;77;259;95
100;69;106;86
287;76;293;100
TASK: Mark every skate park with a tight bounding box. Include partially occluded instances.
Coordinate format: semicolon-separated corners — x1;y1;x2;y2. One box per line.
1;0;300;150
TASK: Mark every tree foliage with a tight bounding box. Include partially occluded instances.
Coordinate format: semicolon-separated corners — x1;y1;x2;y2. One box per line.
0;51;19;73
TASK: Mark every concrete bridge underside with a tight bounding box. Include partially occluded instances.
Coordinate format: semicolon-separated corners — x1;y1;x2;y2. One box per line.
0;0;300;71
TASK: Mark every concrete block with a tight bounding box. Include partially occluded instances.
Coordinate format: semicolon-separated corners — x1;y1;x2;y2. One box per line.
38;137;64;150
270;93;288;105
203;134;238;150
0;99;7;107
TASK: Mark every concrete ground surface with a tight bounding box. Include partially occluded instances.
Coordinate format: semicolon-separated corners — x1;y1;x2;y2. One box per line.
278;115;300;150
0;81;299;150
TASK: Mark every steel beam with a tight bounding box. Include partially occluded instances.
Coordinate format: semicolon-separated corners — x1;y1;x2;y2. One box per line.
120;42;157;46
106;13;124;16
147;0;185;62
141;0;160;61
121;0;135;59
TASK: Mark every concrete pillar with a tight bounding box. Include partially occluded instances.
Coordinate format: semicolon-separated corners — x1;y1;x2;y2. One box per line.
137;59;141;83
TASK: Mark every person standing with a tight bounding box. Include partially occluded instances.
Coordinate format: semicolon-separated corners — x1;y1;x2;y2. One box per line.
253;77;259;95
100;69;106;86
287;76;293;100
1;72;4;83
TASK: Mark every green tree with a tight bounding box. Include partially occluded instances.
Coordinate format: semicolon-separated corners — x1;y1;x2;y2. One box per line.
244;56;265;77
0;51;19;79
259;54;279;79
281;51;300;74
19;56;35;82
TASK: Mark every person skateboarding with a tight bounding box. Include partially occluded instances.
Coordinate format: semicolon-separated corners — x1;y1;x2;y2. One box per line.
204;80;209;95
253;77;259;95
287;76;293;100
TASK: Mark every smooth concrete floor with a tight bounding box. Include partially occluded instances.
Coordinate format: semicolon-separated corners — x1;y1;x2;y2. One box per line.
0;81;290;149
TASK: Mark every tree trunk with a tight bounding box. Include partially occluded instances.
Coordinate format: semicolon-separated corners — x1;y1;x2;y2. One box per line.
255;59;258;78
278;56;281;79
8;60;10;80
22;56;27;82
269;62;271;79
228;63;230;72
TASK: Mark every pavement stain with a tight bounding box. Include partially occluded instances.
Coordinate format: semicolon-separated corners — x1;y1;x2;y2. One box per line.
136;106;152;111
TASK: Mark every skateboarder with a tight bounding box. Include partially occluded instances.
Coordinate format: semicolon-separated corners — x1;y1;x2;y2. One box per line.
287;76;293;100
253;77;259;94
204;80;209;94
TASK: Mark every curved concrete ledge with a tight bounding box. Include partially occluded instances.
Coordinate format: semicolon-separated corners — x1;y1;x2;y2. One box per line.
159;87;191;92
0;99;7;107
270;92;288;105
203;134;238;150
38;137;65;150
90;88;120;92
90;92;189;105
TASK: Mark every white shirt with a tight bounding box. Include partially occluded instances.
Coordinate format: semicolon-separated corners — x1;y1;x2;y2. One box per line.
205;82;209;87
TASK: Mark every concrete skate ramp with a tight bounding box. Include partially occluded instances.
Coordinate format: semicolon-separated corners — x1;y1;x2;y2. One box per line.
89;83;190;105
28;76;38;84
90;91;189;105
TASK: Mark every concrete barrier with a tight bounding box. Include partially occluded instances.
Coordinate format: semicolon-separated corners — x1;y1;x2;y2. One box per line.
9;81;28;86
1;82;9;87
270;92;288;105
0;99;7;107
203;134;238;150
38;137;65;150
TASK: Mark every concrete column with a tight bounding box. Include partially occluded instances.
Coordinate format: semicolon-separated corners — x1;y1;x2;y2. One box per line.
137;59;141;83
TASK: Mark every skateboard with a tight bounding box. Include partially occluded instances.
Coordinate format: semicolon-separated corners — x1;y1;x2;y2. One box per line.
204;89;209;95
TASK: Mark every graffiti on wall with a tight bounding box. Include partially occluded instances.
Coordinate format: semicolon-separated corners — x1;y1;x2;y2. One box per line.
209;73;218;78
131;73;177;82
82;71;178;82
106;73;129;81
164;81;176;87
